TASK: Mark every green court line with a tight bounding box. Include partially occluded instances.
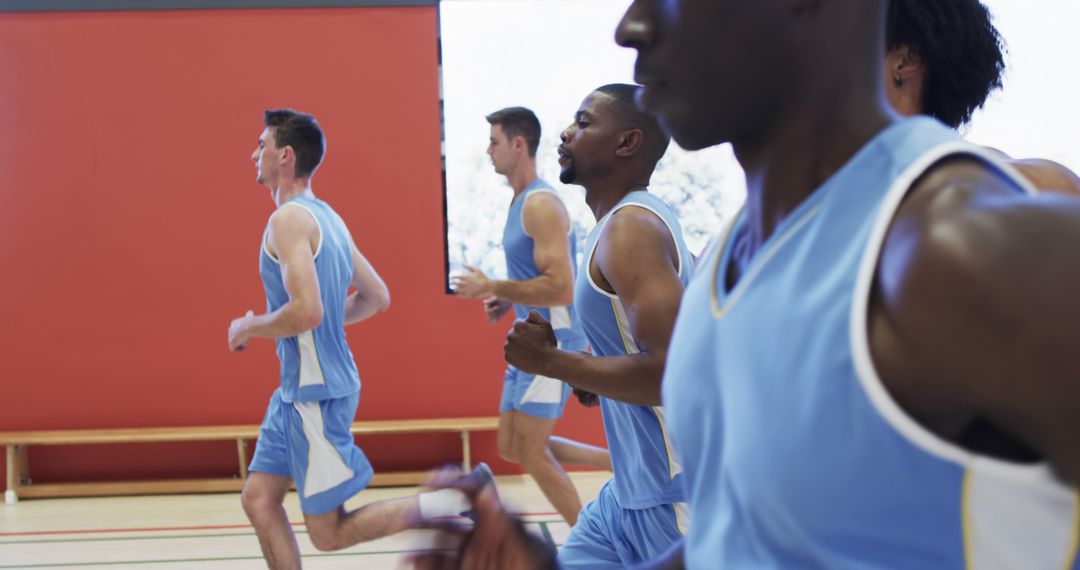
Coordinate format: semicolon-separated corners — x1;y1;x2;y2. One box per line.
538;521;556;550
0;548;455;568
0;531;270;546
0;518;565;546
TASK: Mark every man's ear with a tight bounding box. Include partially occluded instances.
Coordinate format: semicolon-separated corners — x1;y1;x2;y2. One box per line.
280;145;293;162
512;135;528;155
614;129;644;158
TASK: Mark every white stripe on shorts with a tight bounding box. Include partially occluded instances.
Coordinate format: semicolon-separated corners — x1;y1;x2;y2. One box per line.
294;401;354;497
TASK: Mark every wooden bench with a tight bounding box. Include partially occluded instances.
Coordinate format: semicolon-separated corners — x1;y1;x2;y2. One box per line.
1;416;499;504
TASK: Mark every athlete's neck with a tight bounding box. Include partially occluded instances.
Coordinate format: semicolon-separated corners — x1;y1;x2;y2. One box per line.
507;160;538;196
272;178;315;207
728;2;891;259
584;179;649;221
733;96;893;260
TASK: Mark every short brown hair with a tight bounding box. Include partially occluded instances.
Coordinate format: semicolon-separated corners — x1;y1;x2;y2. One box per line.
485;107;541;158
263;109;325;178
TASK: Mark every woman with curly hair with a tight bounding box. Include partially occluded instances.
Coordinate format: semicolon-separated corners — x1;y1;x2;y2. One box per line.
885;0;1080;194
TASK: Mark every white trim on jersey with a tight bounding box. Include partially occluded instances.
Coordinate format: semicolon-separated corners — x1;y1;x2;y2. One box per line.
520;340;567;405
263;201;325;264
611;297;640;354
652;406;684;479
847;140;1078;568
964;466;1078;570
297;330;327;388
849;140;1043;476
584;200;686;299
550;305;573;331
708;202;823;319
674;502;691;536
519;374;565;405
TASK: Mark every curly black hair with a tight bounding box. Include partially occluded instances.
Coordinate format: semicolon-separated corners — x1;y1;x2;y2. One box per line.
886;0;1006;128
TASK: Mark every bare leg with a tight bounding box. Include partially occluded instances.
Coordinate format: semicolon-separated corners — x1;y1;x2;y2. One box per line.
512;412;582;526
497;411;518;464
242;472;301;570
304;495;421;551
549;436;612;471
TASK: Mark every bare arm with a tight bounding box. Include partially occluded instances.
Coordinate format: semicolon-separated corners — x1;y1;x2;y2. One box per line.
454;192;575;307
506;207;684;406
228;206;323;350
873;157;1080;482
343;232;390;325
1009;158;1080;197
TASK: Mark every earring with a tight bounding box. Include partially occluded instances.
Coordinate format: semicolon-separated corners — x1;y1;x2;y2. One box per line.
893;73;904;88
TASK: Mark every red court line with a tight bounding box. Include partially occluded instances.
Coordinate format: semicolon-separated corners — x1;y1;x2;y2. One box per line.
0;512;561;537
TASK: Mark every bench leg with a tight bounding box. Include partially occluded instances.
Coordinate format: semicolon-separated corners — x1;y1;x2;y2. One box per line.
6;444;28;505
236;439;249;480
461;431;471;472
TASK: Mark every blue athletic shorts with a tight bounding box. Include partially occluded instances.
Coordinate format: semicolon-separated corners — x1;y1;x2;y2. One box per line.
499;335;587;419
558;479;688;569
249;389;373;515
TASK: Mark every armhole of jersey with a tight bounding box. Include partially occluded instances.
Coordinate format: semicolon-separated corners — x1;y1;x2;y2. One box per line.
614;202;685;276
280;201;324;261
706;206;745;317
584;212;618;300
848;139;1053;483
520;188;573;238
262;229;278;264
584;201;684;299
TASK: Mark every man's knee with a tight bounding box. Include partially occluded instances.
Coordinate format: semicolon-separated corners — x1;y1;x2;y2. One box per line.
514;432;552;468
241;477;284;519
305;513;345;552
306;526;343;552
498;417;520;464
498;438;520;464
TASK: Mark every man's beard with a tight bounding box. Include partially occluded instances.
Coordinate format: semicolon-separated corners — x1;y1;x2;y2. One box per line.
558;163;577;184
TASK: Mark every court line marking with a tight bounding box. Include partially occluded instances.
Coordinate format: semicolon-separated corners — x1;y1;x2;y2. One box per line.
0;520;566;545
0;511;561;537
0;529;571;568
0;548;455;568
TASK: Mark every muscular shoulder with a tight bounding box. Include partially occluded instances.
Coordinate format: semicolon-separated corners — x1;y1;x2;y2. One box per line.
1010;158;1080;196
522;191;570;237
267;203;319;253
881;155;1049;297
880;157;1028;317
873;156;1080;472
597;205;677;271
604;206;673;249
876;155;1080;373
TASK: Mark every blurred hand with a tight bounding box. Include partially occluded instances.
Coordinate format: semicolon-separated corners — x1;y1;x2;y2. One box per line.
452;265;495;299
406;466;558;570
483;297;513;324
228;310;254;352
504;311;558;375
573;387;600;408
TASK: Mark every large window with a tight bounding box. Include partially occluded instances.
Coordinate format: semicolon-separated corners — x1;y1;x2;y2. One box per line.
439;0;1080;289
964;0;1080;171
439;0;745;287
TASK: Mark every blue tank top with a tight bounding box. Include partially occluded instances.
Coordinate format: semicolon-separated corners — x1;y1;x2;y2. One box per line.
502;179;585;343
574;190;695;509
663;117;1080;568
259;195;361;403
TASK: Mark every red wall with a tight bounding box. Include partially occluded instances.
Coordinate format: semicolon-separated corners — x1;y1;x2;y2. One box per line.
0;7;604;484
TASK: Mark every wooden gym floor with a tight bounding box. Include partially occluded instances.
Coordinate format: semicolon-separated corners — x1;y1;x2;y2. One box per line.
0;471;609;569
